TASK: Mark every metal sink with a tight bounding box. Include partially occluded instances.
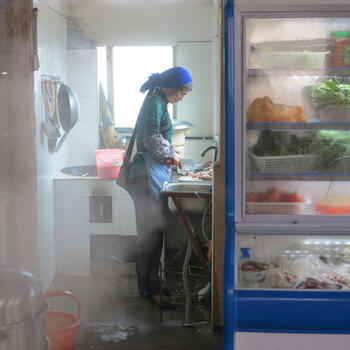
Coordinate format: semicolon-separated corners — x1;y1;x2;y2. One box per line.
161;181;212;216
60;165;97;176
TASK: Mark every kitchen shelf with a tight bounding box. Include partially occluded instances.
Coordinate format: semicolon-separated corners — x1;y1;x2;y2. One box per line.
248;68;350;78
247;121;350;131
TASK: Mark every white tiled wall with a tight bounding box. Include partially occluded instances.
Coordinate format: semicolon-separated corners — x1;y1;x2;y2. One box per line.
113;200;137;236
176;42;216;163
54;178;137;276
67;49;98;166
34;0;68;290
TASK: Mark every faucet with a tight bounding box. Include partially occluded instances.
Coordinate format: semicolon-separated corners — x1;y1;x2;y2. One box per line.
201;145;218;161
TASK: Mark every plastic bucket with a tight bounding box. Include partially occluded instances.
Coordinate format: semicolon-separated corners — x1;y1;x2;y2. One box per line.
94;149;125;179
43;290;82;350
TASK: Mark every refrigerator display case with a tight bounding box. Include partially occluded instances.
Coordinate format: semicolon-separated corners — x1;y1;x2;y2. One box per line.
224;2;350;350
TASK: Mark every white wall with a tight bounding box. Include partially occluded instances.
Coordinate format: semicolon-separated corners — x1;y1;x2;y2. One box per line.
66;0;213;46
54;178;136;276
34;0;67;290
67;49;98;166
176;42;216;162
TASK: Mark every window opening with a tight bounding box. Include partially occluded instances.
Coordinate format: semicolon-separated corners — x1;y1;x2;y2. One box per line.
98;46;173;128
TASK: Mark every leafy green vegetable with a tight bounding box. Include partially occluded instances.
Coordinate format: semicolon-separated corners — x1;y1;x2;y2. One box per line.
310;78;350;108
252;130;313;157
309;130;350;169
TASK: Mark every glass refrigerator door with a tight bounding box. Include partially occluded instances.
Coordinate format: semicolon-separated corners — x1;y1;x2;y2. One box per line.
244;16;350;217
237;232;350;290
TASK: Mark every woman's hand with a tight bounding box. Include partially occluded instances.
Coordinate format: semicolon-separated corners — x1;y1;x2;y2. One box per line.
172;152;183;169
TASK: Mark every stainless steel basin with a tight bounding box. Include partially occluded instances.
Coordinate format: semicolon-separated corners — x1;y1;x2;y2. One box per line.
161;181;212;216
60;165;97;176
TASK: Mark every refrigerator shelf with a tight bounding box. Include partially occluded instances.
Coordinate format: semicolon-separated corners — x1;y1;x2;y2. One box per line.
249;153;315;174
246;198;311;215
247;121;350;131
248;67;350;77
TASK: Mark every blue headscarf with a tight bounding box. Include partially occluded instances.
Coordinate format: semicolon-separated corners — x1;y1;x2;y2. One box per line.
140;66;192;93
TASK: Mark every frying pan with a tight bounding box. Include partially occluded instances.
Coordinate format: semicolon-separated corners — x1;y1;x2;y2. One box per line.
55;83;80;152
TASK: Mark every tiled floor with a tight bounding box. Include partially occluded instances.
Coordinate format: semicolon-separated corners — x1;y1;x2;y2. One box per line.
48;263;222;349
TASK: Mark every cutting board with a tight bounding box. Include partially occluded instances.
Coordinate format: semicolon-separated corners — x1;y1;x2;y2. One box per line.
179;176;210;182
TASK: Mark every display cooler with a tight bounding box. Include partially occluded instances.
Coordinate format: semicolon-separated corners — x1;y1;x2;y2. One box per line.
224;1;350;349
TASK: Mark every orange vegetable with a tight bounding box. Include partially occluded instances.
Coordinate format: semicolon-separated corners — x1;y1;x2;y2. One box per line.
246;192;259;202
280;191;304;202
247;189;304;203
266;187;281;202
288;191;304;202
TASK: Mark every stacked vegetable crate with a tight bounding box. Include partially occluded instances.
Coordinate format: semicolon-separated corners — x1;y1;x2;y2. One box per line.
249;131;315;174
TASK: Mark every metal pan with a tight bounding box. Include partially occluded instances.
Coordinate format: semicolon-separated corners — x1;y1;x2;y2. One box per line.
55;83;80;152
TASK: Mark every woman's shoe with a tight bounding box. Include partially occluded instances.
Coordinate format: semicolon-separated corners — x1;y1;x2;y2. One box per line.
146;294;176;310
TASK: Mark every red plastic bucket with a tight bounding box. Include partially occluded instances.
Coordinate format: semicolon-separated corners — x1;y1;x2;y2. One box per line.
95;149;125;179
44;290;82;350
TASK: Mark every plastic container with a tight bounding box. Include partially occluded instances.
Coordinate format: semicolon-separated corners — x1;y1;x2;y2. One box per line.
249;153;315;174
316;203;350;215
328;31;350;68
95;149;124;179
260;51;327;69
44;290;82;350
253;39;328;69
246;199;311;215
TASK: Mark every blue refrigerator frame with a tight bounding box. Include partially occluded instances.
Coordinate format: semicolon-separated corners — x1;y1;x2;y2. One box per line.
223;1;350;349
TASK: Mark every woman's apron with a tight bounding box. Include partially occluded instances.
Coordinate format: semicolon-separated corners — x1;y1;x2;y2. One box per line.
143;150;172;210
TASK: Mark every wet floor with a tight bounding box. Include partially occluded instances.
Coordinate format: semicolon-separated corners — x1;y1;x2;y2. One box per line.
48;263;222;350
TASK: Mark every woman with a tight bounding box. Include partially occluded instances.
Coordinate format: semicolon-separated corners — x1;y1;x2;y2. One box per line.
128;66;192;308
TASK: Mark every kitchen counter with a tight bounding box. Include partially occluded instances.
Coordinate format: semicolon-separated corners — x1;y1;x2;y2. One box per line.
54;169;182;182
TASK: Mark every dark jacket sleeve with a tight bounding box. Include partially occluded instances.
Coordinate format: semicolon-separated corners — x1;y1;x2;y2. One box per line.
141;96;174;159
143;134;175;160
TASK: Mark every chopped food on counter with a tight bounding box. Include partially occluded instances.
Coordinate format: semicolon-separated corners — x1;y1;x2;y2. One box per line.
197;160;213;169
189;168;213;181
247;96;307;123
176;160;213;178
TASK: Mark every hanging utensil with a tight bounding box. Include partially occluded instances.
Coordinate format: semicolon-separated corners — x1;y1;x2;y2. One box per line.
55;82;80;153
47;81;61;152
52;81;60;130
42;80;60;140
